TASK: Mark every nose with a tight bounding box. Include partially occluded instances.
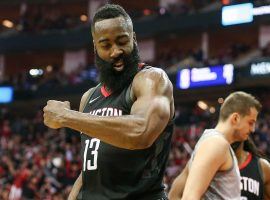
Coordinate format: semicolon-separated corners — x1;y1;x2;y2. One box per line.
110;45;123;59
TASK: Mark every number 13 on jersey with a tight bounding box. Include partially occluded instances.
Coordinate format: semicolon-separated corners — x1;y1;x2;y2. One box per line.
83;138;101;171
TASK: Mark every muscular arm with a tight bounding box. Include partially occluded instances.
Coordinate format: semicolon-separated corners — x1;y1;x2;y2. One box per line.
260;158;270;200
168;164;189;200
44;68;174;150
181;137;229;200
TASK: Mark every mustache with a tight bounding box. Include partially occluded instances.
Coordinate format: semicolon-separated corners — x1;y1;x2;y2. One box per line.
95;52;124;71
112;55;124;64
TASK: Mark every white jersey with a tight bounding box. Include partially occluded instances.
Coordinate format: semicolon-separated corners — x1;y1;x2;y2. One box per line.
190;129;241;200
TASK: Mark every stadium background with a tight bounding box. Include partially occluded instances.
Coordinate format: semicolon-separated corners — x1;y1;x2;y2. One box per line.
0;0;270;199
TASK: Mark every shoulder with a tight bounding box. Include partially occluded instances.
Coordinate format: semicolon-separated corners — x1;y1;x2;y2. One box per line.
259;158;270;170
79;87;96;112
197;135;229;155
81;88;92;99
259;158;270;183
135;66;170;82
200;132;229;146
132;67;173;95
191;135;230;169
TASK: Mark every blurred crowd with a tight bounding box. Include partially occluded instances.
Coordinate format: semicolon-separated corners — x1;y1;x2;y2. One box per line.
17;2;87;33
2;41;270;92
12;0;270;33
0;108;81;200
0;0;223;34
1;64;98;92
156;41;270;73
1;95;270;199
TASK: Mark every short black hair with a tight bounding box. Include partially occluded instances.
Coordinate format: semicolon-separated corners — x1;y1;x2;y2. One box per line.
91;4;132;32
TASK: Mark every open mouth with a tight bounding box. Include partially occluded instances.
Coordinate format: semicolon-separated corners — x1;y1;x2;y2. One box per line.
113;60;124;71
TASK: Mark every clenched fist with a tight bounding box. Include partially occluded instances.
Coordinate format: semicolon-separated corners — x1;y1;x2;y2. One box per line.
43;100;71;129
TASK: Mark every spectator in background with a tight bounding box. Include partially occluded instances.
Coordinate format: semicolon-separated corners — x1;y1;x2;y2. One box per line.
9;162;32;200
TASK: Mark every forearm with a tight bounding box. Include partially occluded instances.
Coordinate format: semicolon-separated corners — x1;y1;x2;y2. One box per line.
181;190;201;200
61;109;147;149
68;172;82;200
169;176;185;200
168;188;181;200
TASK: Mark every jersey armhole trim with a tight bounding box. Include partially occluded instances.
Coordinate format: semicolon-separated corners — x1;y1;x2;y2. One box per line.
101;85;112;97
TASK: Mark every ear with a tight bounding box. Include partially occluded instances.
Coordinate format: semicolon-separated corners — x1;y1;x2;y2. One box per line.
133;32;137;44
231;112;240;125
93;40;98;54
93;41;96;51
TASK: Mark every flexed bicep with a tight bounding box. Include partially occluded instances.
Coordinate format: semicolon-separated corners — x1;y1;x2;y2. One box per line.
129;68;173;148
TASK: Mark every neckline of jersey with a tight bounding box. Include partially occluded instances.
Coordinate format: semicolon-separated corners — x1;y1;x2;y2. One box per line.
239;152;252;170
101;85;112;97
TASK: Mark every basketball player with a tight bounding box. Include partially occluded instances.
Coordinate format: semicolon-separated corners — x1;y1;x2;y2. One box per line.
168;91;261;200
232;138;270;200
43;4;174;200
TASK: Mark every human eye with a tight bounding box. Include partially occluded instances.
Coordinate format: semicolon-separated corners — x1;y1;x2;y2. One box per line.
119;41;128;46
117;38;129;46
100;43;111;49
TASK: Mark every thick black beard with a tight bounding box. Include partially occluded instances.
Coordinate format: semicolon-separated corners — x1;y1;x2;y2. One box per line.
95;44;140;93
